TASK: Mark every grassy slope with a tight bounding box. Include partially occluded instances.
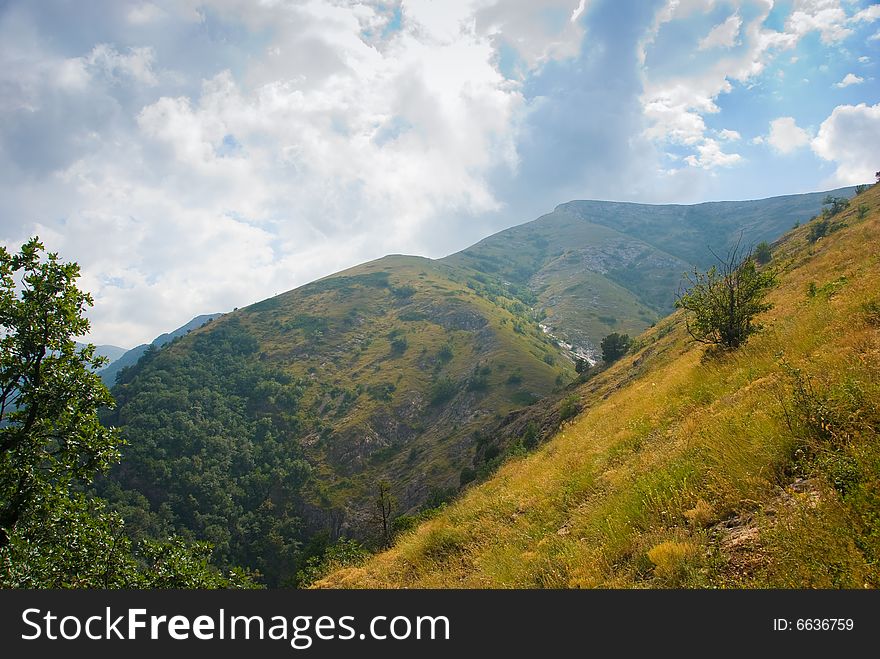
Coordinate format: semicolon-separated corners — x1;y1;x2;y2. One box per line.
318;185;879;588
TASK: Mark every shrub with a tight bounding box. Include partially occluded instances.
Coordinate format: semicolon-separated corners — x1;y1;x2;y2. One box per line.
430;378;457;405
559;395;580;422
675;244;776;349
601;333;631;363
809;218;830;243
754;241;772;265
390;336;408;355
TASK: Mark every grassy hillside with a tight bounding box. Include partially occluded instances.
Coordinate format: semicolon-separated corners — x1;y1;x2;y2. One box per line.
318;183;880;588
101;188;857;586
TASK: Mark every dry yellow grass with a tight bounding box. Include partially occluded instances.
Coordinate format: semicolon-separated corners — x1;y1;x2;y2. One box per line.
317;184;880;589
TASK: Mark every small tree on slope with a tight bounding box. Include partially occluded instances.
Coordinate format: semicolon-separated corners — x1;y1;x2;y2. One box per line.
675;242;776;350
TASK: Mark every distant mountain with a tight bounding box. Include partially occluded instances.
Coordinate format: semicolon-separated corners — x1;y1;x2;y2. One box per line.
444;187;855;357
98;313;224;385
75;343;128;366
100;187;854;585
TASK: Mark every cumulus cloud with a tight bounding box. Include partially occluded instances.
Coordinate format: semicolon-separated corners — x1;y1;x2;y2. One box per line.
684;138;743;168
812;102;880;185
786;0;852;44
640;0;873;172
767;116;811;153
698;13;742;50
834;72;864;87
717;128;741;141
0;0;593;346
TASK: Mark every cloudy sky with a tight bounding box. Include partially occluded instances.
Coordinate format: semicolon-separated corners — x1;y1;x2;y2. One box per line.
1;0;878;347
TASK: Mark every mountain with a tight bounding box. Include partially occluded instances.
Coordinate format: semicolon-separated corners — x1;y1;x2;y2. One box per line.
444;187;854;357
98;313;224;385
75;343;128;367
318;183;880;588
99;188;856;586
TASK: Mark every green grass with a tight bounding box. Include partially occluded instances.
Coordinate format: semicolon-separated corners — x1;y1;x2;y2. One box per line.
317;184;880;589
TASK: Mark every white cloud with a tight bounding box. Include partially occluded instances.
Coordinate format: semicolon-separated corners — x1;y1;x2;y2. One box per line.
835;72;864;87
767;116;811;153
812;102;880;184
717;128;741;141
786;0;852;44
858;56;870;63
127;3;166;25
870;30;880;41
698;13;743;50
851;4;880;24
0;0;593;346
684;138;743;169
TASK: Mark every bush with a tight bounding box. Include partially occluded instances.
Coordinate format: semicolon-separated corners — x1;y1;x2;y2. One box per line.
675;244;776;349
601;333;631;363
430;378;458;405
809;218;830;243
754;241;772;265
559;395;580;421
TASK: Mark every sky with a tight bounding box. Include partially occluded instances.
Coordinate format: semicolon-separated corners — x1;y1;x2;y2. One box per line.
1;0;878;348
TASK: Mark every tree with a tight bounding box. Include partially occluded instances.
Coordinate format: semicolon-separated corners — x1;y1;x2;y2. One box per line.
375;480;395;548
0;238;118;549
0;238;253;588
600;333;631;363
574;357;588;373
675;243;776;350
754;241;772;265
822;195;849;217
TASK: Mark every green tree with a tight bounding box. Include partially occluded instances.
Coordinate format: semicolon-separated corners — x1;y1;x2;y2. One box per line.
0;238;253;588
600;333;631;363
754;241;772;265
0;238;118;549
675;243;776;349
821;195;849;217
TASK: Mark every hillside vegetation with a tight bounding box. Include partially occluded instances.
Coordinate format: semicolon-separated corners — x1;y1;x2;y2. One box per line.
318;183;880;588
99;188;853;586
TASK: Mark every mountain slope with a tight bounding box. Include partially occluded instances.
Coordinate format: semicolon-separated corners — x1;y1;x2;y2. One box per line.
99;313;224;385
318;184;880;588
76;342;128;366
444;187;855;357
101;188;856;586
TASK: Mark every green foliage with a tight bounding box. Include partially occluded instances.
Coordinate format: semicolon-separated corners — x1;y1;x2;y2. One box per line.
104;317;312;586
0;239;119;547
754;241;772;265
296;538;369;587
675;246;776;349
857;204;869;220
809;218;830;243
855;184;869;195
822;195;850;217
0;239;246;589
389;335;408;355
522;421;539;450
429;377;458;405
559;395;580;422
391;284;416;299
542;353;555;366
574;358;588;374
600;333;632;363
437;343;454;363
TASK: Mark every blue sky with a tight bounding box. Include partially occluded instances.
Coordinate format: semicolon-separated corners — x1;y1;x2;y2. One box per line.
1;0;878;346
